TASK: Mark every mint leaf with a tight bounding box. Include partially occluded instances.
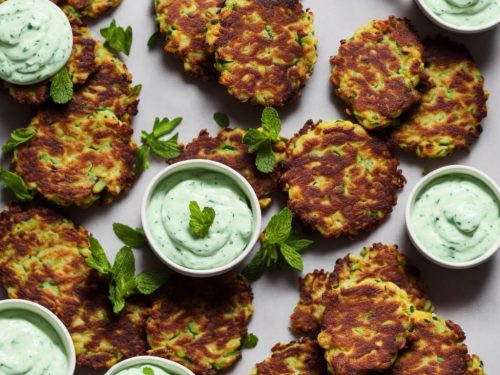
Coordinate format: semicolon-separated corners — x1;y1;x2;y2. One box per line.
147;31;160;48
135;144;151;173
50;67;73;104
100;19;133;56
265;208;293;244
0;168;34;202
261;107;281;140
143;368;155;375
86;235;112;275
152;117;182;138
242;246;269;281
2;128;36;152
135;270;169;294
189;201;216;237
148;135;181;159
279;243;303;271
241;333;259;349
113;223;147;248
285;236;314;253
213;112;230;128
112;246;136;282
255;142;276;173
109;283;126;314
243;129;270;154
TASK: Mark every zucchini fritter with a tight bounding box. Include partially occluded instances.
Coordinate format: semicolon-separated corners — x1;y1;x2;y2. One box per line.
250;337;327;375
3;18;97;105
206;0;317;106
281;120;405;238
155;0;224;76
147;272;253;374
330;16;424;129
170;128;284;208
318;278;414;375
13;43;140;208
466;354;486;375
0;206;149;368
61;0;122;18
390;37;488;158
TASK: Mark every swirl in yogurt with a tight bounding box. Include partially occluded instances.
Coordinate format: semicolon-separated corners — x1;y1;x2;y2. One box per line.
0;0;73;85
423;0;500;27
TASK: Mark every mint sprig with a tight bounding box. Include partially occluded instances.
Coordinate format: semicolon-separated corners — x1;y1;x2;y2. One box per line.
50;67;73;104
2;128;36;153
240;333;259;349
242;208;313;281
189;201;216;238
113;223;147;248
136;116;182;173
86;236;168;314
0;168;34;202
243;107;282;173
100;19;133;56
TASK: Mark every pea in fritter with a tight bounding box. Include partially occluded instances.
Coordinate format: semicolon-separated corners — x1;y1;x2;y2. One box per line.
390;37;488;158
170;128;285;208
334;243;433;312
155;0;224;76
147;272;254;374
12;43;140;208
0;206;149;368
290;270;337;334
386;311;470;374
250;337;327;375
3;18;97;105
206;0;317;106
318;278;414;375
330;16;424;129
281;120;405;238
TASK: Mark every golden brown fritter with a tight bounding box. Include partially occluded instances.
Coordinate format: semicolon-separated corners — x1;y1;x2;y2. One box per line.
155;0;224;76
61;0;122;18
250;337;327;375
12;43;140;208
318;279;414;375
3;18;97;105
385;311;470;374
331;16;424;129
334;243;433;312
281;120;405;238
290;270;337;334
0;206;149;368
390;37;488;158
465;355;486;375
147;272;254;374
170;128;285;208
206;0;317;106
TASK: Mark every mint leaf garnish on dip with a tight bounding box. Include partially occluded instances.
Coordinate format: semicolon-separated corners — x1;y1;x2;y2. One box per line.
242;208;313;281
189;201;216;237
0;0;73;85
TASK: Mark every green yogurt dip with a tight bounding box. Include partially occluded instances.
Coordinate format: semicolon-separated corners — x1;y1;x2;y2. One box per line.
411;174;500;262
0;309;68;374
115;364;173;375
0;0;73;85
147;170;254;270
423;0;500;27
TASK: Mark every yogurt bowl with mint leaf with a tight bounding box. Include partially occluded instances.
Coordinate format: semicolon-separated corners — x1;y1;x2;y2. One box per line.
105;356;195;375
141;159;262;277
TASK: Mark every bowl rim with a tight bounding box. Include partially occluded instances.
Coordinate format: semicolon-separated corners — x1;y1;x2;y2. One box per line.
415;0;500;33
0;299;76;374
405;165;500;269
141;159;262;277
104;355;195;375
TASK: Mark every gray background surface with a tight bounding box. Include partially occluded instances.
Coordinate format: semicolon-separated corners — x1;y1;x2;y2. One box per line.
0;0;498;373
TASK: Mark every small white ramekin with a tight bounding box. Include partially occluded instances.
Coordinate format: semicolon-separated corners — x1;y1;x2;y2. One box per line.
0;299;76;374
104;356;195;375
415;0;500;33
406;165;500;269
141;159;262;277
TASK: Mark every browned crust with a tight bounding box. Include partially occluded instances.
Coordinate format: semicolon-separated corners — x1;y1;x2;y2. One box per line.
252;337;327;374
170;128;282;204
281;120;405;238
147;272;253;374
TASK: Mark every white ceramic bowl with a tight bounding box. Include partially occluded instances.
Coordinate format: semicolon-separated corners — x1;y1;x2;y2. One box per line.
406;165;500;269
0;299;76;374
105;356;195;375
415;0;500;33
141;159;262;277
